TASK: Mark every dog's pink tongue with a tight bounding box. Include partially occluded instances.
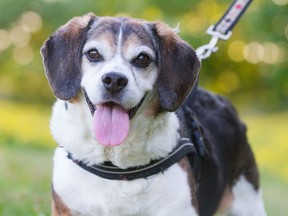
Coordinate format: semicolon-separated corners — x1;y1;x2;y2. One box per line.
93;104;129;146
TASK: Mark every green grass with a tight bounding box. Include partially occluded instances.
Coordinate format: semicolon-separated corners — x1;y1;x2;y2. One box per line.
242;110;288;216
260;169;288;216
0;100;54;215
0;146;53;216
0;100;288;215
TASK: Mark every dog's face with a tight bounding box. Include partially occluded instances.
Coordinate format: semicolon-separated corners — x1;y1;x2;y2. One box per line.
81;17;158;112
41;13;200;146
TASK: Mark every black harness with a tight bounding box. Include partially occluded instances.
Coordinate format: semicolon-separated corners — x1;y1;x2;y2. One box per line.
67;138;197;181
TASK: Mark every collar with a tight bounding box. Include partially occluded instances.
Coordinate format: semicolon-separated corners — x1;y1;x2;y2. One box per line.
65;138;197;181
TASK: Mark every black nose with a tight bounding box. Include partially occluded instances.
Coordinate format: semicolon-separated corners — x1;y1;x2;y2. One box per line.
102;72;128;94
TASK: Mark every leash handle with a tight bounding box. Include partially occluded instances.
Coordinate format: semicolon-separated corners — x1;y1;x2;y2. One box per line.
196;0;253;60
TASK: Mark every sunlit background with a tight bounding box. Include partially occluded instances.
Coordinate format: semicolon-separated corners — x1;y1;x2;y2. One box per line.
0;0;287;215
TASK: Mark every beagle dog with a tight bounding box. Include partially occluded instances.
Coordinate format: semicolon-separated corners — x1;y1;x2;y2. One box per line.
41;13;266;216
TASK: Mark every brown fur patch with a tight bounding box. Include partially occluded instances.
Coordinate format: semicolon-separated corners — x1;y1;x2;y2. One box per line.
122;21;155;49
122;32;154;55
52;187;71;216
63;13;94;35
68;92;81;103
216;187;234;214
143;93;164;117
178;157;199;214
87;18;120;48
154;21;181;43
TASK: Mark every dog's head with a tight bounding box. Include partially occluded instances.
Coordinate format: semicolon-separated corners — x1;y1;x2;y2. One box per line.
41;13;200;146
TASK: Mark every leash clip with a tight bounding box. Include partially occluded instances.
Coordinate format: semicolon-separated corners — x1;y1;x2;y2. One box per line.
206;25;232;41
196;25;232;61
195;0;253;60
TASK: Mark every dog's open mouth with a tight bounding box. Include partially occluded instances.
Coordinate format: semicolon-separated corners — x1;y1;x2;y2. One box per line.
92;95;146;147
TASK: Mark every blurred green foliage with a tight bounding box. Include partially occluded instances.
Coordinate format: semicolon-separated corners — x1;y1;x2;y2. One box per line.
0;1;288;215
0;0;287;108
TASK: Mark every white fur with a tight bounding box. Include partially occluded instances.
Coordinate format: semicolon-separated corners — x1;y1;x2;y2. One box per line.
50;23;190;214
50;22;177;168
51;91;196;215
49;19;266;216
53;147;197;216
223;175;266;216
50;91;181;168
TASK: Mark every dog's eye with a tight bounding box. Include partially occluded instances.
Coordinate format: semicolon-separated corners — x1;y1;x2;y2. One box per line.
86;49;103;62
134;53;151;68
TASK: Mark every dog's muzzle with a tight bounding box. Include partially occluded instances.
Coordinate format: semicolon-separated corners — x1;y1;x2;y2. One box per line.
83;88;147;146
83;89;146;120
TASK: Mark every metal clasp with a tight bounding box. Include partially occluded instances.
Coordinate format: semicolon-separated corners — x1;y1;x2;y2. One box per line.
206;25;232;40
196;25;232;61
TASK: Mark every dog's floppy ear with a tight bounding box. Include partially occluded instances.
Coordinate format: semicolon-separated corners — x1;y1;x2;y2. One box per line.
41;13;96;100
153;22;201;112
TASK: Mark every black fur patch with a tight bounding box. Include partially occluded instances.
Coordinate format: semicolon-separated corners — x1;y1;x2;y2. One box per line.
152;22;201;112
41;13;97;100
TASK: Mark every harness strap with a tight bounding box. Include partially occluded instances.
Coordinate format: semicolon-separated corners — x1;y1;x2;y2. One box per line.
66;139;197;181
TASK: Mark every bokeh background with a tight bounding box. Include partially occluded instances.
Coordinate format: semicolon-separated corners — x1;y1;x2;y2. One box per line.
0;0;287;215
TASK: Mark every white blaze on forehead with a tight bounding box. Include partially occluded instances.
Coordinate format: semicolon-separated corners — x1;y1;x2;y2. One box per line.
116;25;123;57
108;22;156;62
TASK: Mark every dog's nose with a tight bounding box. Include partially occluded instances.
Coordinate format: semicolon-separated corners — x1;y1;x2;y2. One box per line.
102;72;128;94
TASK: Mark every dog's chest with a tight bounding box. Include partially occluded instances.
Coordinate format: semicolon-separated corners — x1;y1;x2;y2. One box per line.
53;148;197;216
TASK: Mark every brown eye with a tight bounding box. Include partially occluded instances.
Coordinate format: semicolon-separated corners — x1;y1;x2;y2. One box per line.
86;49;103;62
134;53;151;68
